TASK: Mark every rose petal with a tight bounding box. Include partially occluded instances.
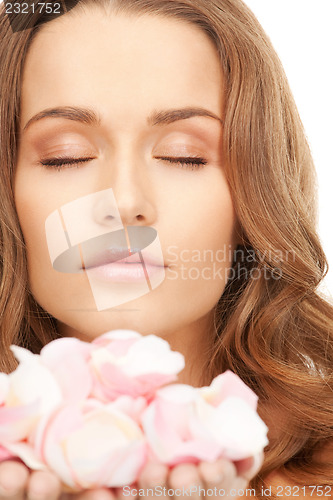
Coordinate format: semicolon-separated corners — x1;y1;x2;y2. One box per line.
207;397;269;460
41;338;92;402
8;351;63;414
90;331;185;400
200;371;258;410
0;400;40;441
5;442;46;470
92;330;141;347
122;335;185;377
0;445;14;462
41;402;147;489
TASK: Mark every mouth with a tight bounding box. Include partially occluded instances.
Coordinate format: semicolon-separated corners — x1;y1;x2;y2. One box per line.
51;226;166;280
83;247;166;271
82;248;166;284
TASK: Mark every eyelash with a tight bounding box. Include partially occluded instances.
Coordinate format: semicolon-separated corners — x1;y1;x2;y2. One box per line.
39;156;208;170
156;156;207;170
39;157;94;169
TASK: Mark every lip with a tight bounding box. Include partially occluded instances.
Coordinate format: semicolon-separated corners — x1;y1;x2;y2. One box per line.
86;261;164;283
83;247;166;270
83;248;167;283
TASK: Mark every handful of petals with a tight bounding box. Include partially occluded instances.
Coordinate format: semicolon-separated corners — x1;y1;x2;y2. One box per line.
0;330;268;491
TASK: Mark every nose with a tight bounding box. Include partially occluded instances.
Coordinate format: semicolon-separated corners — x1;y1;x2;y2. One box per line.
93;153;156;228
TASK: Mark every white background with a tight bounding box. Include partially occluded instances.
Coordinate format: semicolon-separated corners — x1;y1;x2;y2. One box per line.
1;0;332;298
243;0;333;300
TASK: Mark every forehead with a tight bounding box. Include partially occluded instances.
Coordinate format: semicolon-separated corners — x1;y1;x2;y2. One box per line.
20;8;224;129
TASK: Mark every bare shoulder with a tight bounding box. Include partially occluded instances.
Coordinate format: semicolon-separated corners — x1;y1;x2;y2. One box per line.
264;470;330;500
265;443;333;500
264;469;301;496
265;469;293;487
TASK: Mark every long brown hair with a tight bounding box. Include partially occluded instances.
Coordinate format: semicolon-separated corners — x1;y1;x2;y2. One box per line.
1;0;333;495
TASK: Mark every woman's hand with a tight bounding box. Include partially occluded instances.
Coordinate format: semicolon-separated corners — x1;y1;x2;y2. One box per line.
0;453;263;500
129;452;263;499
0;460;61;500
0;460;115;500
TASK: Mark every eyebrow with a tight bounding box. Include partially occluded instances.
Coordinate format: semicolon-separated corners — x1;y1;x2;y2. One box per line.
23;105;223;131
147;107;223;126
23;106;99;131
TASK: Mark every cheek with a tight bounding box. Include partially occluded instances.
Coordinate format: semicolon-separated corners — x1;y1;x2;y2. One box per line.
14;179;86;316
202;193;237;245
14;174;54;276
173;174;237;251
164;184;237;298
201;191;238;286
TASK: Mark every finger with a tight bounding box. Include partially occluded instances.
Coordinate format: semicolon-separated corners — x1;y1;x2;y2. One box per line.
235;452;264;481
138;462;169;499
226;476;250;497
198;458;238;496
113;485;138;500
0;460;29;500
168;463;203;500
63;489;116;500
27;469;62;500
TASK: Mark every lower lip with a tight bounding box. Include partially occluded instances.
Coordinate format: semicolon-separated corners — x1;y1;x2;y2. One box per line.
85;262;165;283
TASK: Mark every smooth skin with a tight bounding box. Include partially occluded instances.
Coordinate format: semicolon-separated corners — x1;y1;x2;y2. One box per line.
0;455;263;499
4;5;261;499
15;8;240;388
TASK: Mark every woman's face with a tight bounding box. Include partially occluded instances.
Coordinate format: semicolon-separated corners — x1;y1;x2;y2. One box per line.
15;7;239;347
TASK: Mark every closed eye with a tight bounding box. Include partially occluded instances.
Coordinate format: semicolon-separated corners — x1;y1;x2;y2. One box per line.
39;155;208;171
39;157;95;169
155;156;208;170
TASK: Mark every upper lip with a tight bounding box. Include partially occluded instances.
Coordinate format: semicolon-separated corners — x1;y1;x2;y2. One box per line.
83;247;166;270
